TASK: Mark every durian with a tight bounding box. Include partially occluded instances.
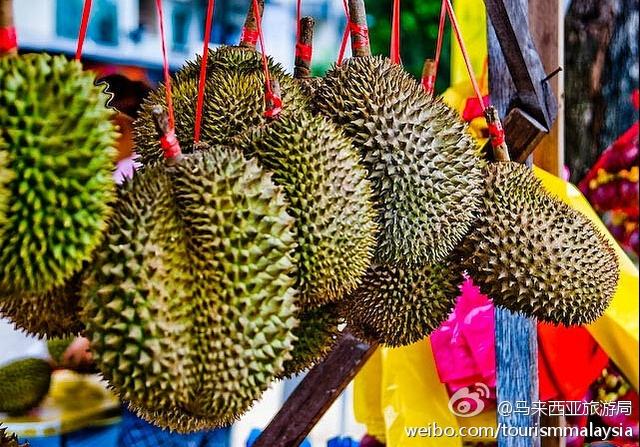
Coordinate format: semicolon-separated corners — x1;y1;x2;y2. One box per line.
133;49;308;167
82;144;299;430
343;261;462;347
0;53;117;293
81;163;193;413
280;303;341;378
459;161;619;325
0;425;29;447
313;56;484;265
239;111;377;305
168;147;298;424
0;275;83;338
0;358;52;415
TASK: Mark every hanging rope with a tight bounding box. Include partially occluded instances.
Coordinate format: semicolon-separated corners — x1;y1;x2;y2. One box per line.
336;0;350;65
389;0;401;64
154;0;181;158
444;0;504;151
194;0;216;143
75;0;92;60
251;0;281;118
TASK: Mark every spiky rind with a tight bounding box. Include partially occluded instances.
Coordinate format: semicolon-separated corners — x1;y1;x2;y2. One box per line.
279;304;341;378
0;276;83;338
169;147;298;423
0;358;52;415
81;164;192;413
0;425;30;447
239;113;377;305
344;261;462;347
0;54;118;293
129;404;227;433
133;49;308;167
459;162;619;325
181;45;289;79
314;56;485;265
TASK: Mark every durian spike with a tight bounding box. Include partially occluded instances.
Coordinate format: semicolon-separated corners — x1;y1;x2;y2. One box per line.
294;16;314;79
239;0;265;49
421;58;437;96
151;105;183;163
484;106;511;162
347;0;371;57
0;0;17;57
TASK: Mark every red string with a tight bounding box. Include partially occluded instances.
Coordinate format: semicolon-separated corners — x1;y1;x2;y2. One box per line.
154;0;181;158
251;0;280;118
349;22;369;50
390;0;401;64
240;27;259;46
161;130;182;158
296;42;312;63
0;26;17;54
337;0;350;64
194;0;216;143
75;0;92;60
433;0;446;80
444;0;485;112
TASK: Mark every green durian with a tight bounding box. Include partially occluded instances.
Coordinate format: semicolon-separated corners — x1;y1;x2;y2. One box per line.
0;275;83;338
313;56;485;265
83;145;299;431
459;162;619;325
47;336;75;365
0;54;117;294
343;261;462;347
81;163;192;413
0;358;52;415
280;303;341;378
133;49;308;167
169;147;298;424
0;425;30;447
239;111;377;305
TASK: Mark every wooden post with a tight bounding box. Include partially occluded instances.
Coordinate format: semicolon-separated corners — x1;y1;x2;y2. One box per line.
528;0;565;444
529;0;564;176
252;332;376;447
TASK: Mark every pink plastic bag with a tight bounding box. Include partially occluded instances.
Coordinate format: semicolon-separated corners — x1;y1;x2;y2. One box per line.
431;277;496;391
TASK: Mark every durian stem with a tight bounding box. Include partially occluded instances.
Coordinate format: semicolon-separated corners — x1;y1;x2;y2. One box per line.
265;79;282;118
485;106;511;162
348;0;371;58
294;16;314;79
151;105;183;163
421;58;437;96
0;0;17;57
239;0;265;50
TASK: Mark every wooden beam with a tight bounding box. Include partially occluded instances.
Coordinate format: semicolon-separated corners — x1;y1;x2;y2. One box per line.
483;0;557;130
529;0;564;176
252;331;376;447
